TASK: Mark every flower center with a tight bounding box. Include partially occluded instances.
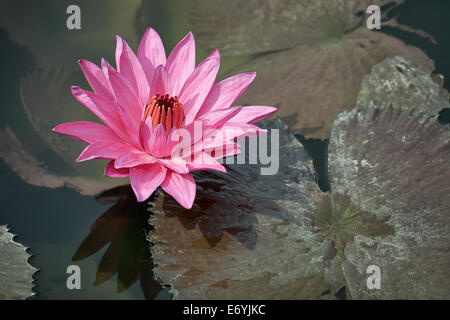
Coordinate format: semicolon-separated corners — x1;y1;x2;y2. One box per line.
144;94;184;132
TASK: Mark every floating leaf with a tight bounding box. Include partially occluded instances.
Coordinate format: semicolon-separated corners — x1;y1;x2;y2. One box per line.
355;56;449;115
150;119;342;299
0;127;123;195
20;68;97;170
0;68;128;195
0;225;37;300
190;0;434;139
150;58;450;299
328;105;450;299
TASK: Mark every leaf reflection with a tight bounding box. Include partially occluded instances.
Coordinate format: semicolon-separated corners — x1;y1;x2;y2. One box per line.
73;185;162;299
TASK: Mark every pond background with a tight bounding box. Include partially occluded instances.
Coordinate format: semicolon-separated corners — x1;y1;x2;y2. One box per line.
0;0;449;299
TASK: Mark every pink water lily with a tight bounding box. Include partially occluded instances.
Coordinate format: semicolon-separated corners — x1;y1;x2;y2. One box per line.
53;28;276;209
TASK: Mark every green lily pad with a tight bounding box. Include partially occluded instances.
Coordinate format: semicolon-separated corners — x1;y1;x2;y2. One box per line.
0;225;37;300
190;0;434;139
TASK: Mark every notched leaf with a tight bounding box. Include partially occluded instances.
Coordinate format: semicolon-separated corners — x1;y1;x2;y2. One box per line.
0;225;37;300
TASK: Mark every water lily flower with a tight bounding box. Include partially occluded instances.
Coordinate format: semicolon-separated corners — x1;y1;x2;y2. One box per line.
53;28;276;209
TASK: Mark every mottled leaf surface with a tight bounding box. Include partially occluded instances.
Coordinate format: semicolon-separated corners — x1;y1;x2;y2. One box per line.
190;0;434;139
356;56;449;115
328;106;450;299
0;225;37;300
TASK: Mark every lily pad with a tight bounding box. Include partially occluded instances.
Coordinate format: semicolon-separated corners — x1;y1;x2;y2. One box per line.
149;57;450;299
20;68;97;168
0;68;128;195
0;225;37;300
328;105;450;299
149;118;342;299
190;0;434;139
356;56;449;115
0;126;123;195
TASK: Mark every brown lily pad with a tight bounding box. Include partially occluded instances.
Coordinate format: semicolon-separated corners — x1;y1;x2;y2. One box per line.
190;0;434;139
149;57;450;299
328;105;450;299
0;225;37;300
150;118;342;299
356;56;449;115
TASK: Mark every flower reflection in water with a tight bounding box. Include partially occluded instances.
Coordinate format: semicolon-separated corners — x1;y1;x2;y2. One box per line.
73;185;162;299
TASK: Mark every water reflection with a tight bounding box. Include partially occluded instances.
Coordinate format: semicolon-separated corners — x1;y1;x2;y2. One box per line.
73;185;162;299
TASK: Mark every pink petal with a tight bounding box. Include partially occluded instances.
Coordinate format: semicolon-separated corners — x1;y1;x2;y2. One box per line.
221;123;266;141
205;48;220;60
165;32;195;96
104;63;142;129
114;151;156;169
227;106;278;124
71;86;132;144
137;28;166;83
148;124;167;158
188;152;227;173
115;36;150;107
165;127;182;157
149;65;171;97
76;141;137;162
197;72;256;117
114;102;141;147
157;157;188;174
160;171;196;209
52;121;121;144
199;106;243;129
198;139;240;159
78;59;114;101
129;163;167;202
139;117;153;153
105;160;129;178
179;56;220;125
216;143;240;159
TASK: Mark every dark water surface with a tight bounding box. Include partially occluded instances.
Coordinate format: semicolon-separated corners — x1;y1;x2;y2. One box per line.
0;0;449;299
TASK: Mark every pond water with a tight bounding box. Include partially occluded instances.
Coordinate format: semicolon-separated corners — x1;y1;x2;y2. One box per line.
0;0;449;300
